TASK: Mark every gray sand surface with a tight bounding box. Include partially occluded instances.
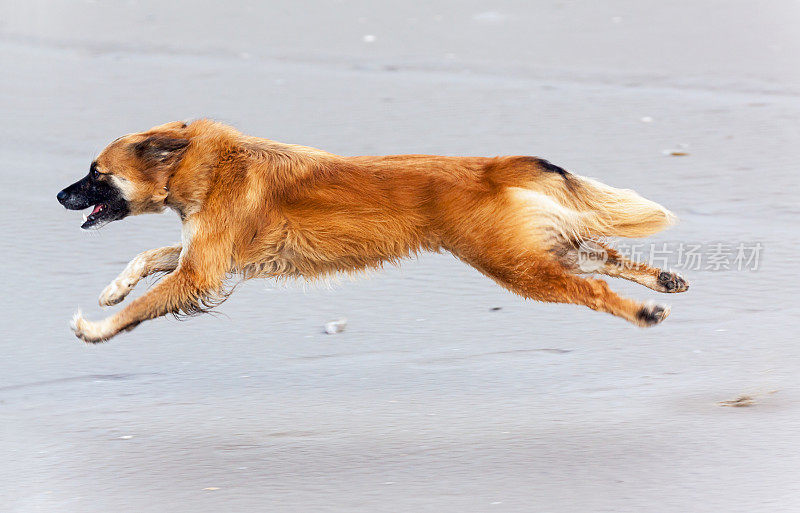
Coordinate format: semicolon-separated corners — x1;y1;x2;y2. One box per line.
2;1;799;511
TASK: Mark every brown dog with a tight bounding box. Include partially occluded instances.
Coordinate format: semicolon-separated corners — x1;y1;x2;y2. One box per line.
57;120;688;343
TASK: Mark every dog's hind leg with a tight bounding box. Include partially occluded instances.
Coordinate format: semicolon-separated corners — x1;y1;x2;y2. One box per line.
466;250;669;327
99;244;182;306
559;240;689;293
440;193;669;326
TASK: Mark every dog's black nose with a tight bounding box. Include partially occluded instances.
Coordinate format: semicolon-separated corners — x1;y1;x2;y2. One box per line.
57;189;68;205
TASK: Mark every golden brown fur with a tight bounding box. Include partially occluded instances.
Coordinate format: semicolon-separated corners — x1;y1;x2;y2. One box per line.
69;120;688;343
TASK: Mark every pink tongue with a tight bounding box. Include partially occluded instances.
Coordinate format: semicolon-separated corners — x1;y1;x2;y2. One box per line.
90;204;104;215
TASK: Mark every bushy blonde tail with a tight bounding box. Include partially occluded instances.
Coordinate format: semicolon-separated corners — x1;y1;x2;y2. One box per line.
489;156;676;240
567;175;676;238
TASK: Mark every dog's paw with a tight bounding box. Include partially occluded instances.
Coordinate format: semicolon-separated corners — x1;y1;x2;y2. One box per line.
635;302;671;327
657;271;689;293
99;279;135;307
70;311;112;344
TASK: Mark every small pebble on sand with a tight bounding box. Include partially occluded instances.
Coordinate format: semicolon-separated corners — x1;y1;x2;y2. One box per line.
324;318;347;334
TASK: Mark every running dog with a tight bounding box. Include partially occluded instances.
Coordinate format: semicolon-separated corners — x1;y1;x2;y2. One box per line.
57;120;688;343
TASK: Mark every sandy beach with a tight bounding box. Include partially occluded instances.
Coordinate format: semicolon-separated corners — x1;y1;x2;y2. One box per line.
2;1;799;511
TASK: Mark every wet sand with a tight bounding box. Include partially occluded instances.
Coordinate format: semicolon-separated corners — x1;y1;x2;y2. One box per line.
2;1;800;511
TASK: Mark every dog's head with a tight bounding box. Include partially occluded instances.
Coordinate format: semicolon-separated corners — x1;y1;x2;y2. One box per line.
57;121;191;229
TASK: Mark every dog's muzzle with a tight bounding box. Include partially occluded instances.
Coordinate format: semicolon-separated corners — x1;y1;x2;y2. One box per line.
58;174;129;229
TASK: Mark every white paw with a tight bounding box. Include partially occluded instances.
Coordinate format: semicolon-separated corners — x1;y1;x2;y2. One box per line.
70;310;113;344
99;279;135;307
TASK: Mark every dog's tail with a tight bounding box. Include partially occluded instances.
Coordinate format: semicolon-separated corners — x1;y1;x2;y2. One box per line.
560;174;676;238
492;157;676;239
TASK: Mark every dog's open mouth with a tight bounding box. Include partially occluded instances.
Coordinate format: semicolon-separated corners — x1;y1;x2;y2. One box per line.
81;203;111;229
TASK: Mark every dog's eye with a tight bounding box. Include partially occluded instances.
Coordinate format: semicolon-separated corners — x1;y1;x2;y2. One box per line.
90;163;100;178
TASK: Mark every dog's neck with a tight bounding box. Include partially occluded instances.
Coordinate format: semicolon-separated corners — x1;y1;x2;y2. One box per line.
161;142;221;220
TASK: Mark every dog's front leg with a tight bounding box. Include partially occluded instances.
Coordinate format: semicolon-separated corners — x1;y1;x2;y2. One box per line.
99;244;183;306
71;228;231;343
72;264;224;343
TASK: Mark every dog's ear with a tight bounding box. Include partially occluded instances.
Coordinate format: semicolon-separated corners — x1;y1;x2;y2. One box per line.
134;135;190;166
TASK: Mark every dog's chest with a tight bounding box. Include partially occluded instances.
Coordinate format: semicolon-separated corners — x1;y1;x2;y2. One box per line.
178;218;197;262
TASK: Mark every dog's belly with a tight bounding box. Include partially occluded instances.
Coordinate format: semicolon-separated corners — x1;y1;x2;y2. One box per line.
240;226;438;281
239;249;400;280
